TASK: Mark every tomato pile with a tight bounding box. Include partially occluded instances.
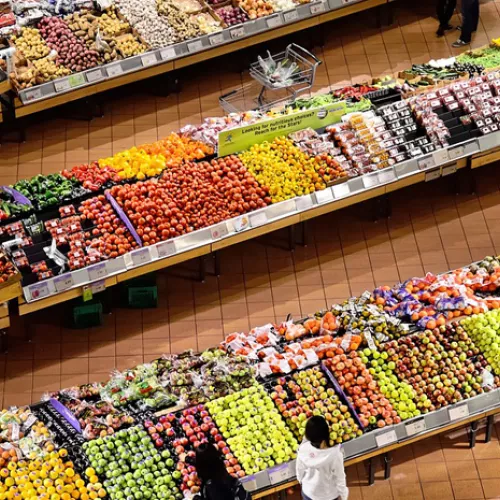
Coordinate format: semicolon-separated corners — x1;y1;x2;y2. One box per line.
78;195;139;260
62;162;121;192
110;156;270;245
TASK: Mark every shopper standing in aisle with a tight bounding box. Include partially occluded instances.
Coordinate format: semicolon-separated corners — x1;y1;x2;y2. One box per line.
436;0;456;37
193;443;251;500
296;416;348;500
452;0;480;47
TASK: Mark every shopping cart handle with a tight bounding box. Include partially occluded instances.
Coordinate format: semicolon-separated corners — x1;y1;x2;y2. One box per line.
288;43;322;64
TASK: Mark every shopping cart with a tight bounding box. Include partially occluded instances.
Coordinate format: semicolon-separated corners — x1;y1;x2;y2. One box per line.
219;43;322;113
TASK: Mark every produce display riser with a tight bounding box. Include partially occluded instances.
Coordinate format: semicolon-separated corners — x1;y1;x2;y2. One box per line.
0;0;387;122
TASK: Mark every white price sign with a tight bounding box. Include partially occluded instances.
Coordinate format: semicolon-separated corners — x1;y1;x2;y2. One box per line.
418;156;435;170
160;47;176;60
405;418;426;436
157;240;177;258
91;279;106;294
378;169;396;184
131;248;152;266
295;195;314;211
107;64;124;77
210;223;229;240
233;215;250;232
314;187;334;204
267;15;283;27
442;164;457;176
249;212;268;228
54;78;71;92
230;27;246;38
433;148;450;165
87;69;104;83
449;403;469;421
187;40;203;53
310;1;326;13
375;429;397;447
425;169;441;182
448;145;465;160
68;74;86;87
209;33;224;45
29;282;50;301
141;53;157;67
88;262;107;281
283;9;299;22
241;476;257;492
24;88;42;102
268;464;292;485
54;273;74;292
362;174;379;189
332;182;350;199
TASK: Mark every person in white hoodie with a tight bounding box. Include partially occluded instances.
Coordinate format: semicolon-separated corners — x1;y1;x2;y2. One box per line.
296;416;349;500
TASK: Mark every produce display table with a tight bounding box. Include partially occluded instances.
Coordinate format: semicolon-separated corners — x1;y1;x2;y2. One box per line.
1;0;386;121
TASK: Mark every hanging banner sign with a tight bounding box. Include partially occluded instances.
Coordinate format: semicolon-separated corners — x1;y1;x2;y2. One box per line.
218;101;346;156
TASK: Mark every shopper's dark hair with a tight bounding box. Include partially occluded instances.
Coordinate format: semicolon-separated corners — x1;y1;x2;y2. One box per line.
305;416;330;449
195;442;234;486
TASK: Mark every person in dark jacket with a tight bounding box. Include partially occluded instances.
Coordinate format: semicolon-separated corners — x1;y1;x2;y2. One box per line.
452;0;479;47
436;0;456;36
193;443;250;500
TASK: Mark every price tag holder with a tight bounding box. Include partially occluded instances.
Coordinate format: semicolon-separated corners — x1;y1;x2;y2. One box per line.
209;33;224;45
283;9;299;22
233;215;250;232
91;279;106;294
332;182;350;199
314;187;334;204
378;169;396;184
68;73;86;88
249;212;268;228
87;68;104;83
54;273;74;292
210;223;229;240
141;53;158;67
24;87;43;102
296;195;314;211
433;148;450;166
425;169;441;182
442;164;457;176
310;1;326;14
157;240;177;258
448;145;465;160
375;429;397;448
29;282;50;301
241;475;257;492
54;78;71;93
107;64;124;77
160;47;176;61
267;14;283;27
187;40;203;53
362;174;379;189
418;156;435;171
449;403;469;421
88;262;107;282
131;248;152;267
405;418;426;437
230;26;246;38
268;464;293;485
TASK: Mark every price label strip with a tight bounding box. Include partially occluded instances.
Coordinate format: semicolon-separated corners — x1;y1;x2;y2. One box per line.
24;88;43;102
131;248;152;266
425;169;441;182
54;78;71;93
68;74;86;87
160;47;176;61
87;69;104;83
442;163;457;176
378;169;396;184
268;464;293;485
310;1;326;13
233;215;250;232
405;418;426;437
187;40;203;53
418;156;435;171
332;182;350;199
29;282;50;301
157;240;177;258
449;403;469;421
210;223;229;240
363;174;379;189
267;15;283;27
141;53;158;66
230;27;246;38
241;476;257;492
314;187;334;204
296;195;314;211
249;212;268;228
375;429;398;447
88;262;107;281
210;33;224;45
91;279;106;294
448;145;465;160
107;64;124;77
283;9;299;21
54;273;74;292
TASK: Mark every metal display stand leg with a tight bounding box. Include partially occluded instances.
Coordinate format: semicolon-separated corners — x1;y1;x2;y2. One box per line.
469;420;479;448
383;452;392;480
288;225;296;252
485;415;494;443
199;256;206;283
368;457;376;485
214;251;221;277
0;91;25;143
0;330;7;354
299;221;308;247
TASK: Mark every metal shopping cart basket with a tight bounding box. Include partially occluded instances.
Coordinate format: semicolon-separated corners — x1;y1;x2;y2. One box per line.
219;43;322;113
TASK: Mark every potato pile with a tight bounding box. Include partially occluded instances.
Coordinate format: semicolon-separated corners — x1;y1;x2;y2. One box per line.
65;11;121;63
115;33;147;57
96;9;131;37
11;28;50;60
38;16;99;73
32;56;71;81
9;54;37;90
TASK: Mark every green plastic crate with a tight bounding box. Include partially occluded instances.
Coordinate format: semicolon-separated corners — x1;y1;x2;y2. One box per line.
72;302;103;328
127;285;158;308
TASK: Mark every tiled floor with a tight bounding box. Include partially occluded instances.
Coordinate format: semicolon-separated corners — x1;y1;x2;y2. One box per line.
2;0;500;497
